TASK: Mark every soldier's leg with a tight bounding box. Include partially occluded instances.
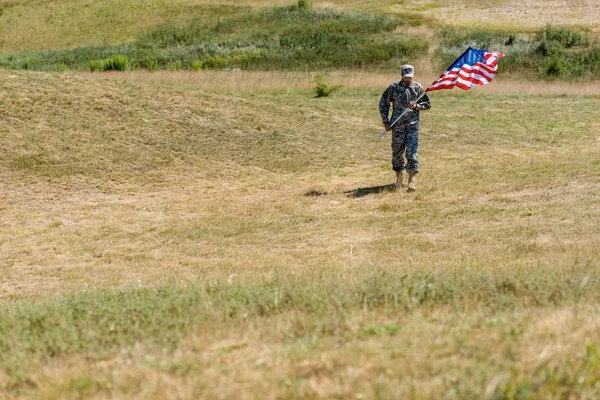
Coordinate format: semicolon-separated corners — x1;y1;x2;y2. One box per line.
391;125;408;173
405;123;419;192
405;123;419;173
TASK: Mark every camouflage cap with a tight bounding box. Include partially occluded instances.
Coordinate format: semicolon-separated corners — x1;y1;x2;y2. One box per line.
401;65;415;78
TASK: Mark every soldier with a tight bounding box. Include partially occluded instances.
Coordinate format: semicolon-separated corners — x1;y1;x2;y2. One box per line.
379;65;431;192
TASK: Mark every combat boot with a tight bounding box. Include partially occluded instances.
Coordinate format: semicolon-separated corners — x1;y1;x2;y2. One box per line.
394;171;403;190
407;171;417;192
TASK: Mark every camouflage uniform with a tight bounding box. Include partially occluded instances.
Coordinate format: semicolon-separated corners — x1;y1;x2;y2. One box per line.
379;80;431;174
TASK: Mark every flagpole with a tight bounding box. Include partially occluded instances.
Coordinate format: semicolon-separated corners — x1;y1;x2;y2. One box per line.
378;81;437;140
378;47;504;140
378;47;477;140
377;91;427;139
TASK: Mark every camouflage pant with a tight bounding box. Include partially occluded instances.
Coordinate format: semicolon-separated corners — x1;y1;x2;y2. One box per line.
391;122;419;173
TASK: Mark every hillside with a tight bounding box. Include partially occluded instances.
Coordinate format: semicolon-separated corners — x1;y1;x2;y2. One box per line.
1;0;597;54
2;68;600;397
1;0;600;398
1;0;599;78
390;0;600;30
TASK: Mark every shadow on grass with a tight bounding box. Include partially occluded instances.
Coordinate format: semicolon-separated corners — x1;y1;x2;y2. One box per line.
345;184;395;198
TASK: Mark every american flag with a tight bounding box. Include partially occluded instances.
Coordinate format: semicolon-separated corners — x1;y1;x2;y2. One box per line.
427;47;506;92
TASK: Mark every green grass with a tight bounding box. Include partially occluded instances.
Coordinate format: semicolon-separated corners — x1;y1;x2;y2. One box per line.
1;1;599;78
2;263;599;396
2;6;598;79
0;1;243;53
437;25;600;79
0;5;426;72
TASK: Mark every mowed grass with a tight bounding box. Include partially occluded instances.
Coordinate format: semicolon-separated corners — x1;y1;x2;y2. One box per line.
0;0;248;53
1;69;600;399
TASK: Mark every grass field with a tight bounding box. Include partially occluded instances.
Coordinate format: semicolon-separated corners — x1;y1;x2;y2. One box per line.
1;68;600;398
1;1;598;78
1;0;600;398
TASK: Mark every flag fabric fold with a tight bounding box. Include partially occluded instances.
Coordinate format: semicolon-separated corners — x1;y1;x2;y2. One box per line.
378;46;505;139
426;47;506;92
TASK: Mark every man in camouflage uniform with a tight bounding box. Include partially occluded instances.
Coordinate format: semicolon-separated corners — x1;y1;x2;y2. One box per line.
379;65;431;192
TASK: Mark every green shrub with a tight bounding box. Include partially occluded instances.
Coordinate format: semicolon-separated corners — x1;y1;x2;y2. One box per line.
89;59;103;72
536;25;589;48
545;58;569;77
201;56;227;69
543;49;600;79
297;0;313;9
103;54;128;71
312;75;343;97
439;27;509;50
168;60;183;71
435;23;600;80
56;61;68;72
505;34;516;46
536;40;564;57
188;59;204;71
136;57;159;71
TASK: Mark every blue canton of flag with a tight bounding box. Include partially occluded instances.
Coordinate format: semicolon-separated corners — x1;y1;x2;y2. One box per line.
427;47;506;92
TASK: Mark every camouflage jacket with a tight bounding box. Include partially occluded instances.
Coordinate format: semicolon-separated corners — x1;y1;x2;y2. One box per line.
379;80;431;126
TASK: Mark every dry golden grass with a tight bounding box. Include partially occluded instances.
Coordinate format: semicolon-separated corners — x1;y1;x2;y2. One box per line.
1;0;599;397
0;0;254;53
2;68;600;304
391;0;600;30
2;69;600;398
87;69;600;95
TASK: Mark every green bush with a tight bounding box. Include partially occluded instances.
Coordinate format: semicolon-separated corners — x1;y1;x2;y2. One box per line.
435;24;600;80
136;57;159;71
188;59;204;71
543;49;600;79
312;75;343;97
201;56;228;69
536;25;589;48
56;62;68;72
545;58;569;77
103;54;128;71
439;27;509;50
536;40;563;57
297;0;313;9
89;59;103;72
168;60;183;71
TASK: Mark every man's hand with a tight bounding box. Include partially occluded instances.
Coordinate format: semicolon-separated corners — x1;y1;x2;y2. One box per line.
408;101;417;111
384;123;392;131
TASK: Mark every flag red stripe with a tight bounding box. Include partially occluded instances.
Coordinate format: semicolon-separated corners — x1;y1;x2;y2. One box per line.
428;72;495;90
427;71;497;91
432;70;493;85
427;62;498;91
425;49;504;92
430;68;495;86
437;61;497;80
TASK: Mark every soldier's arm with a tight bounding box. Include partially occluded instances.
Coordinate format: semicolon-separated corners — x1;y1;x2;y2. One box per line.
415;85;431;111
379;85;394;124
